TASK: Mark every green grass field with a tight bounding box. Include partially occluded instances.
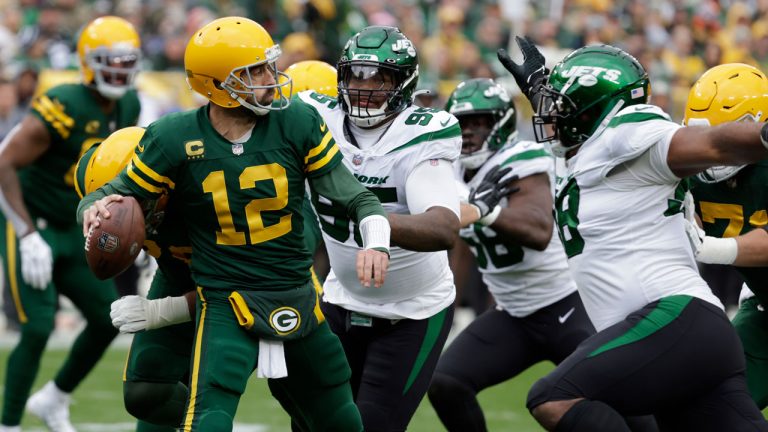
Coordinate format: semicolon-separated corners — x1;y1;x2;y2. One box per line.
0;344;553;431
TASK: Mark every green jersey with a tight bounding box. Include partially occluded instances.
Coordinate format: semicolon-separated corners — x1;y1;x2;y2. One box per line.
691;162;768;305
118;102;342;291
22;83;140;228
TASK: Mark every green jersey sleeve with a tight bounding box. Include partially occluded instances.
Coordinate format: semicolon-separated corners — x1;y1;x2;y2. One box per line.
298;101;344;178
118;126;179;199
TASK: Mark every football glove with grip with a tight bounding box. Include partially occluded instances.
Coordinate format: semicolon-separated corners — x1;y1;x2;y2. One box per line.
19;231;53;290
497;36;548;111
682;192;737;265
110;295;191;333
469;165;520;226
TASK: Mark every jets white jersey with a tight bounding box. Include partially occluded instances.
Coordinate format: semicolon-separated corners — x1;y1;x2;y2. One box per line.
558;104;721;331
299;91;461;319
458;140;578;317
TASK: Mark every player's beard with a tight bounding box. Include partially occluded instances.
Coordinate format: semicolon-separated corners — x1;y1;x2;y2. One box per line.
230;104;261;121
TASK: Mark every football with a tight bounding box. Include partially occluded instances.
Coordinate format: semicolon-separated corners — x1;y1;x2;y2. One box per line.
85;196;145;280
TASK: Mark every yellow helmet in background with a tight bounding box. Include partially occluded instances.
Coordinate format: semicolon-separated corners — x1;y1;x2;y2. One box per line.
684;63;768;182
185;17;292;115
77;16;141;100
282;60;338;97
75;127;145;199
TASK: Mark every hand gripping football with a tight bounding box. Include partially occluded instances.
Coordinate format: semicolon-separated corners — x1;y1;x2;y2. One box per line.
85;197;145;280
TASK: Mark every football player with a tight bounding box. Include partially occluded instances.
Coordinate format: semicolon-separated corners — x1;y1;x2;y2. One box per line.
0;16;142;432
298;27;510;431
682;63;768;409
79;17;389;432
498;39;768;431
427;78;595;431
84;60;340;432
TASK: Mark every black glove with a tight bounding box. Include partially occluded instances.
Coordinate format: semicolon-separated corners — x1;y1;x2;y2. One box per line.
469;165;520;224
497;36;548;111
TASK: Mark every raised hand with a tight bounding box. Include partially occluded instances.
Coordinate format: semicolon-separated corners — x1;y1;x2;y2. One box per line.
497;36;548;110
469;165;520;225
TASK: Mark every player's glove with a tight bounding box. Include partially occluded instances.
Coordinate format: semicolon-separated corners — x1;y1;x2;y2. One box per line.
682;191;738;265
497;36;549;111
19;231;53;290
469;165;520;226
110;295;191;333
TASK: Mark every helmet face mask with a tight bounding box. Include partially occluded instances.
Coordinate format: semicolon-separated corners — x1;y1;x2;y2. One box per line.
338;26;419;127
221;51;291;113
446;78;517;169
533;45;650;157
78;17;141;100
683;63;768;183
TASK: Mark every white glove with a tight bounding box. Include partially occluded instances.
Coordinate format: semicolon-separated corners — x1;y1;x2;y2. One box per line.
110;295;191;333
19;231;53;290
683;216;738;265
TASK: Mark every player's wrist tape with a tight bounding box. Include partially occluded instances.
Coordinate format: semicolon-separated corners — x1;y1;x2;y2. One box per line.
696;236;738;265
145;296;192;330
760;122;768;150
478;205;502;226
359;214;390;253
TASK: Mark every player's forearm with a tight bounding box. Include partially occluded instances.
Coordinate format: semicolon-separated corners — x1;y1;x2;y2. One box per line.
388;207;459;251
491;206;553;251
734;228;768;267
670;122;768;177
76;177;134;225
0;165;35;237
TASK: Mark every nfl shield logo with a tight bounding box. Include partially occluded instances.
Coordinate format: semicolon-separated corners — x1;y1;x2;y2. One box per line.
97;232;119;253
353;154;363;165
232;143;244;155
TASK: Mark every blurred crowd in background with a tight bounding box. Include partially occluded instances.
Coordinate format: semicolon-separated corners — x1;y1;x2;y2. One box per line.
0;0;758;323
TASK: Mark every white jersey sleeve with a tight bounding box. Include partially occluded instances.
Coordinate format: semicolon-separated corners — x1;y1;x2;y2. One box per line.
405;159;460;218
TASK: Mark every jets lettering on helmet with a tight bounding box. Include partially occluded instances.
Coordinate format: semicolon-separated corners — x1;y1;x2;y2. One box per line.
483;85;511;102
561;66;622;85
354;174;388;185
391;39;416;57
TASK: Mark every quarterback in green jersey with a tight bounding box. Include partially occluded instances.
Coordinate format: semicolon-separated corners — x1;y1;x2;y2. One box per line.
683;63;768;409
0;16;141;432
79;17;389;432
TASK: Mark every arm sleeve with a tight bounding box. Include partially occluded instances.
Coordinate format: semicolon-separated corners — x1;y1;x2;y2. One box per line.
405;159;460;219
308;161;386;223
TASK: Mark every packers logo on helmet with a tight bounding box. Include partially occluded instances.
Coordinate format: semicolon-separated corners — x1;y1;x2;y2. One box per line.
281;60;338;97
185;17;292;115
77;16;141;100
75;126;145;199
534;45;649;157
338;26;419;127
684;63;768;183
446;78;517;169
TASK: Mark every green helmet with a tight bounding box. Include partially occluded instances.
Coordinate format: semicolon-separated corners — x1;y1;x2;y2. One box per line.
446;78;517;169
535;44;650;157
338;26;419;127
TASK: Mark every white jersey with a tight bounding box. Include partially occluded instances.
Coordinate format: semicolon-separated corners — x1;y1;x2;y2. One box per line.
299;91;461;319
458;140;578;317
558;104;721;331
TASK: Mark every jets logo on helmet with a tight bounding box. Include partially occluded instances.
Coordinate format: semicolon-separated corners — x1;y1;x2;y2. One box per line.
684;63;768;183
534;45;649;157
338;26;419;127
446;78;517;169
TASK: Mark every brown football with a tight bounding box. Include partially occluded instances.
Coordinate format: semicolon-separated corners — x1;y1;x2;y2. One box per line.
85;196;145;280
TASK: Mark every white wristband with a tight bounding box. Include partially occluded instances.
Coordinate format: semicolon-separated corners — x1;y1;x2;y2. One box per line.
478;205;502;226
145;296;192;330
696;236;738;265
359;214;390;252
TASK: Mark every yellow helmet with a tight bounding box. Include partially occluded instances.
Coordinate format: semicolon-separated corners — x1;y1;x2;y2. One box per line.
75;127;145;199
185;17;291;115
77;16;141;100
684;63;768;182
282;60;338;97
